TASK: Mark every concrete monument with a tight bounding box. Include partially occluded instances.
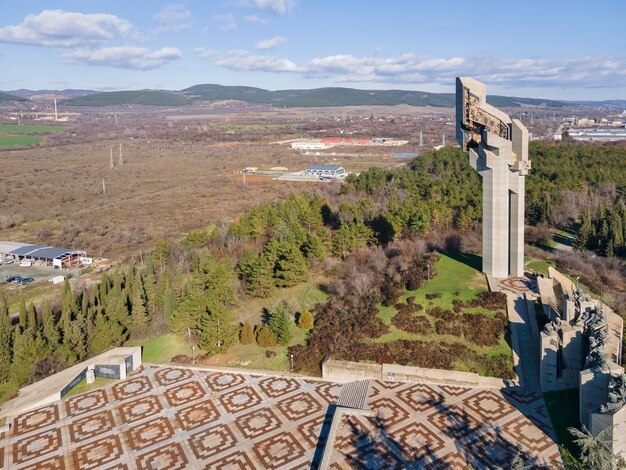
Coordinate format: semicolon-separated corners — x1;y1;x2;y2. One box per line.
456;77;531;278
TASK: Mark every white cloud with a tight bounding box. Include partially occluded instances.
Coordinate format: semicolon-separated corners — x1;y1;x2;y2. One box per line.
212;14;237;31
196;48;303;73
63;46;181;70
0;10;132;47
154;4;192;32
253;0;296;15
244;15;267;25
255;36;287;50
198;49;626;89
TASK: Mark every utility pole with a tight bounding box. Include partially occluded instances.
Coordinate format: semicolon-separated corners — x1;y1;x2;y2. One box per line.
419;130;424;147
102;178;106;195
442;133;446;146
242;171;246;191
119;143;123;166
109;148;114;170
114;114;118;126
54;99;58;121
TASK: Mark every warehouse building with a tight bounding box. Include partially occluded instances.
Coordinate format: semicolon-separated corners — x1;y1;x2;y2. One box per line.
303;165;347;178
0;241;87;268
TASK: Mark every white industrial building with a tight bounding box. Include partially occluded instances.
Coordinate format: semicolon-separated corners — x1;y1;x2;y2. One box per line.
303;165;347;178
0;241;87;269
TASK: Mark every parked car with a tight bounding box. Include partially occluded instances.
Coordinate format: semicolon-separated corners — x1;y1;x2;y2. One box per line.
17;277;34;285
19;260;32;267
6;276;20;283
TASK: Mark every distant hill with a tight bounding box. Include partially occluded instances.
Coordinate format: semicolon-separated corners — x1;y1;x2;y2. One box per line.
0;92;27;102
181;84;568;108
7;89;97;99
573;99;626;108
63;90;190;106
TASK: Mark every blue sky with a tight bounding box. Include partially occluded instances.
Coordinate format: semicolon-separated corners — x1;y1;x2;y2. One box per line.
0;1;625;100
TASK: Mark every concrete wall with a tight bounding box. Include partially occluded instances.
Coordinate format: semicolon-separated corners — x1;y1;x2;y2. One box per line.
580;363;624;429
322;360;507;389
590;405;626;458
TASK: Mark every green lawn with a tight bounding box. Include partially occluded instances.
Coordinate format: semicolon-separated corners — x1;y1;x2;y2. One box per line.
0;381;19;407
0;124;66;134
234;278;328;325
0;135;43;148
526;258;552;276
372;252;513;377
130;334;197;364
64;377;117;398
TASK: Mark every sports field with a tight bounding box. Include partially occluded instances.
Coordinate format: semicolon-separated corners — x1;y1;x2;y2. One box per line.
0;123;66;148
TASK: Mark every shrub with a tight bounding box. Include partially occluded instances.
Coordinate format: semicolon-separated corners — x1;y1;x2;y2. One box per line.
265;350;277;359
425;293;442;300
256;324;278;347
297;309;314;329
392;312;432;335
240;322;255;345
435;320;462;336
476;291;507;310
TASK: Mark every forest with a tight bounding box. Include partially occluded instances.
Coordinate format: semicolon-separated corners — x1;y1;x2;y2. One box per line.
1;142;625;393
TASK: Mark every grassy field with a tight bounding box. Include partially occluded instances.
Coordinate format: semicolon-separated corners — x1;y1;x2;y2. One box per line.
131;334;197;364
0;381;19;407
0;124;66;134
0;135;44;148
64;376;117;398
372;252;513;376
233;277;328;325
0;124;66;149
526;258;553;276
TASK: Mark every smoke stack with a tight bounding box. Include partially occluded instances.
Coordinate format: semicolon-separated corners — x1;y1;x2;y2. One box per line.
54;99;58;121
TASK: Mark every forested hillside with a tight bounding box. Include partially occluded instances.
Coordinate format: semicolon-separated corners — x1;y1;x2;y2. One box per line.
2;143;626;391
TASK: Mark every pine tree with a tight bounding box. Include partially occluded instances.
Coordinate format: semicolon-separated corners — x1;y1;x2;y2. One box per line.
11;329;46;385
240;321;255;344
195;303;238;355
302;233;326;263
169;282;203;335
246;252;275;298
27;304;37;333
256;324;277;347
163;279;177;326
0;294;13;382
574;211;593;251
91;313;125;355
60;279;78;341
42;301;60;353
297;309;314;329
273;243;308;288
130;285;149;340
268;302;293;346
18;299;27;332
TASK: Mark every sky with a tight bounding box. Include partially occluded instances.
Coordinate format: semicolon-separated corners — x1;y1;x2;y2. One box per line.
0;0;625;100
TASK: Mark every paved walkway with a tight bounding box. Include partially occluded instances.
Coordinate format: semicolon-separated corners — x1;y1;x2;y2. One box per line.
0;364;562;469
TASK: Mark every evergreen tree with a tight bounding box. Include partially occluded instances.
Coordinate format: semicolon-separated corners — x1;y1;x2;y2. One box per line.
60;279;78;341
0;294;13;382
236;249;258;281
302;233;326;263
297;309;314;329
169;282;204;335
130;286;149;340
195;303;238;355
240;321;255;345
11;330;46;385
273;243;308;288
91;313;125;355
18;299;27;332
163;279;177;326
246;252;275;298
268;302;293;346
256;324;277;347
574;211;593;251
27;304;37;333
42;301;60;353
